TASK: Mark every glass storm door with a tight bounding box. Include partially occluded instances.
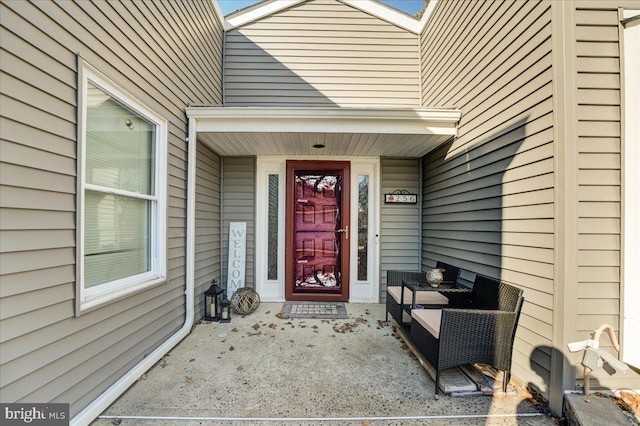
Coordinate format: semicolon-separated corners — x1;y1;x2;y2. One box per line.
285;161;350;301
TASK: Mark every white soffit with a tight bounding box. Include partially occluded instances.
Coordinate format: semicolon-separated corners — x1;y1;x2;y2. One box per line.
223;0;424;33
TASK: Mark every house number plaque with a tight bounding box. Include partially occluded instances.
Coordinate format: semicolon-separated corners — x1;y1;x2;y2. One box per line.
384;190;417;204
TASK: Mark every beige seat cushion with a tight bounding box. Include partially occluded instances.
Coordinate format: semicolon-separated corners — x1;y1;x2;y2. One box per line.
411;309;442;339
387;286;448;305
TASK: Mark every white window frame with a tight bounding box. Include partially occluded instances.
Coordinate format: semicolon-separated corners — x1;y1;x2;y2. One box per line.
76;60;167;313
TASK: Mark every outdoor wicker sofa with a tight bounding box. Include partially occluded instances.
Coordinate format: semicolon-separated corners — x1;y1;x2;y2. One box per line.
409;275;524;395
385;262;462;327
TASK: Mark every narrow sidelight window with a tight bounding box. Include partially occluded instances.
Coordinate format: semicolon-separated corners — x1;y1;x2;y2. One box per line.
267;174;279;280
357;175;369;281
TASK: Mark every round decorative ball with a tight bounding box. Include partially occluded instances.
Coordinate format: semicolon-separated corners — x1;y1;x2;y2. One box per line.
230;287;260;315
426;268;444;288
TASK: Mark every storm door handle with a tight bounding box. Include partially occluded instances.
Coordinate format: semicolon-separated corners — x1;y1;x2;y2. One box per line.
336;226;349;240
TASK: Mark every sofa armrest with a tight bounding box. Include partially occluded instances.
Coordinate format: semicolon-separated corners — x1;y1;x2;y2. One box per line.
437;309;519;372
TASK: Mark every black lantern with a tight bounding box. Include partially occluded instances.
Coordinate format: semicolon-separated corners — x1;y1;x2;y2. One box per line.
220;296;231;323
204;280;224;321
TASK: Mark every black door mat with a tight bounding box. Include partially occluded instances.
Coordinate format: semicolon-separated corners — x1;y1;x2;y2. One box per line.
280;301;348;319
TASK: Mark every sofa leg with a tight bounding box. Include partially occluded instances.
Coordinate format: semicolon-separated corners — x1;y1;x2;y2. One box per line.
435;371;440;396
503;371;510;393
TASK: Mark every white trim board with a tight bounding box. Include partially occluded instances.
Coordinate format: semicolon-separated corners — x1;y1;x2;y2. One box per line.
622;9;640;369
186;107;461;136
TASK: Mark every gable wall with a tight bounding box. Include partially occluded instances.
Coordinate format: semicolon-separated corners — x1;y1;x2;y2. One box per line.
419;0;555;398
0;0;223;416
224;0;420;107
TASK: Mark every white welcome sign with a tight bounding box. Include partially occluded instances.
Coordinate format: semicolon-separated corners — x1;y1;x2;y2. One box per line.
226;222;246;298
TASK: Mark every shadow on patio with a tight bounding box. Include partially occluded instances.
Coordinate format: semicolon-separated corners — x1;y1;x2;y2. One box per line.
92;304;555;425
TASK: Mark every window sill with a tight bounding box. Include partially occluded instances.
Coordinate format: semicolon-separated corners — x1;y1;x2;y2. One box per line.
77;276;166;316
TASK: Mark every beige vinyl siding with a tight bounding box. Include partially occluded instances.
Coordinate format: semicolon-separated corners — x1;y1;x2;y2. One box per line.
222;157;256;290
194;142;221;319
420;0;554;393
573;4;638;389
379;158;421;302
224;0;419;107
0;0;222;416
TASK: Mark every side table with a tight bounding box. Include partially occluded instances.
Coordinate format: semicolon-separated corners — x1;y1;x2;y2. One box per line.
400;280;472;315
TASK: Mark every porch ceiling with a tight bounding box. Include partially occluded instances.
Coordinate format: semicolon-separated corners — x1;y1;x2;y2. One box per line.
187;107;461;157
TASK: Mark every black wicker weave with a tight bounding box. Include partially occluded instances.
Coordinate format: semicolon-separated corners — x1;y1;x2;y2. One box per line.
386;270;422;326
385;262;463;326
410;275;524;395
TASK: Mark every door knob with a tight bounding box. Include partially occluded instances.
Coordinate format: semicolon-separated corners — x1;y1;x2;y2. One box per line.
336;225;349;240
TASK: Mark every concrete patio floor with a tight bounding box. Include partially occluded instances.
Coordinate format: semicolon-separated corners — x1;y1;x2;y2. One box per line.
92;303;557;425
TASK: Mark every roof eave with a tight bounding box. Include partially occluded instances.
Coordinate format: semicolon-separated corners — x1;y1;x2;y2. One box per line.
222;0;426;34
339;0;421;33
224;0;305;31
186;106;461;136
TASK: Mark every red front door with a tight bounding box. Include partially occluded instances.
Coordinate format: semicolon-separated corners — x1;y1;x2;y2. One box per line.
285;161;350;301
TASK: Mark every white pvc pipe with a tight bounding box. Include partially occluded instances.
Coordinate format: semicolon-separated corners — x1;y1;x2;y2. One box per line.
71;118;198;426
98;413;546;422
